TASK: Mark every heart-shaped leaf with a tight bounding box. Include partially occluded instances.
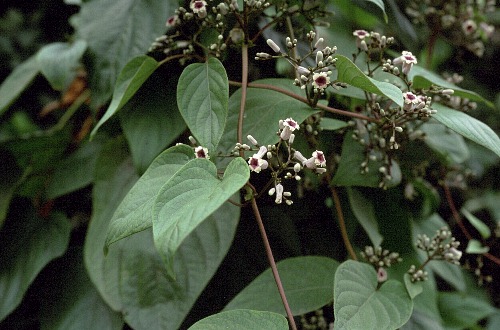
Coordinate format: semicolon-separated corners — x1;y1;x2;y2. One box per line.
224;256;339;316
334;55;403;107
91;55;159;137
153;157;249;277
188;309;288;330
432;104;500;158
105;144;194;251
334;260;413;330
177;57;229;151
465;239;490;254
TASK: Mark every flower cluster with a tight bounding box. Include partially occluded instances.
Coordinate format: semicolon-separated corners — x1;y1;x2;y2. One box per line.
257;31;342;97
361;246;402;283
405;1;495;57
235;118;327;205
408;226;462;282
353;30;395;52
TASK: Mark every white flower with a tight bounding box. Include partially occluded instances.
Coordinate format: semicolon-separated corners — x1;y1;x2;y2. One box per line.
403;92;419;111
275;183;284;204
166;15;180;27
190;0;207;18
248;146;268;173
194;146;209;159
302;150;327;170
280;118;299;140
294;150;308;163
312;72;330;90
393;51;417;75
312;150;326;167
462;19;477;36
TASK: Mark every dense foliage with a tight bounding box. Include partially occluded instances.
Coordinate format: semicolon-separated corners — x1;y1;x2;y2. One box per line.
1;0;499;329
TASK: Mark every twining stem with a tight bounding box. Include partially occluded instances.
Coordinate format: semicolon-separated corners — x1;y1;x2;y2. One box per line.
329;184;358;260
229;81;378;123
237;44;249;153
442;183;500;265
251;198;298;330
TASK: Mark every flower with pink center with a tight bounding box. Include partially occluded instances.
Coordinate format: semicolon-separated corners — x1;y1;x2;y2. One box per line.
393;51;417;75
377;267;388;283
248;146;268;173
194;146;209;159
166;15;180;27
280;118;299;140
403;92;419;111
312;72;330;90
190;0;208;18
312;150;326;167
353;29;369;48
462;19;477;36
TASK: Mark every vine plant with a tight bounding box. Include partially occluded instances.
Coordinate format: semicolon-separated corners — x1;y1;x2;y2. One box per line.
0;0;499;329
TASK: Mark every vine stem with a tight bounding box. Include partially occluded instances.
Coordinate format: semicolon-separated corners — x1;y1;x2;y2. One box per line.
237;44;249;151
229;81;378;123
251;198;298;330
329;183;358;260
442;183;500;265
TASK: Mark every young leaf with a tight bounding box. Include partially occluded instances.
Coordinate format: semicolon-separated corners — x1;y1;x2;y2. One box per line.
334;260;413;330
403;274;423;300
119;202;239;330
224;256;339;316
36;40;87;91
465;239;490;254
409;66;494;107
0;56;39;116
188;309;288;330
461;208;491;239
438;292;496;329
90;55;159;137
334;55;403;107
104;144;194;251
177;57;229;152
432;104;500;158
153;157;249;278
347;188;383;247
0;211;70;321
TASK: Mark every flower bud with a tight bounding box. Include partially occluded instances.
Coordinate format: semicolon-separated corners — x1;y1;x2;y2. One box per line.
267;39;281;53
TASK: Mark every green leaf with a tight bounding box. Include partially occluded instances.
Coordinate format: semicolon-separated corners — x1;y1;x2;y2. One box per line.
119;202;240;330
84;136;139;310
189;309;288;330
40;250;123;330
119;71;187;173
320;117;349;131
0;152;25;229
224;256;339;316
334;55;403;107
438;292;496;329
218;79;315;157
404;274;423;300
400;309;444;330
421;121;470;164
153;157;249;277
46;137;104;199
409;66;494;107
334;260;413;330
465;239;490;254
333;132;401;187
70;0;171;106
105;144;194;250
36;40;87;91
91;55;159;137
177;57;229;152
0;211;70;321
365;0;388;23
432;103;500;158
347;188;383;247
0;56;39;116
461;208;491;239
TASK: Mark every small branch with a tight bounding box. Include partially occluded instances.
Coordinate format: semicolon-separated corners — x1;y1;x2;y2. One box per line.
229;81;378;123
238;44;249;154
442;183;500;266
251;197;297;330
329;184;358;260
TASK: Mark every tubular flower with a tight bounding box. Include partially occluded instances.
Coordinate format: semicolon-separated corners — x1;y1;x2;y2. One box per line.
275;183;284;204
393;51;417;75
248;146;268;173
190;0;208;18
312;72;330;90
194;146;210;159
403;92;419;111
280;118;299;140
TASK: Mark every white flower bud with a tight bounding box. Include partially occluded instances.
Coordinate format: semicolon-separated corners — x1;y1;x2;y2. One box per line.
316;51;324;64
294;163;301;172
247;134;258;145
266;39;281;53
